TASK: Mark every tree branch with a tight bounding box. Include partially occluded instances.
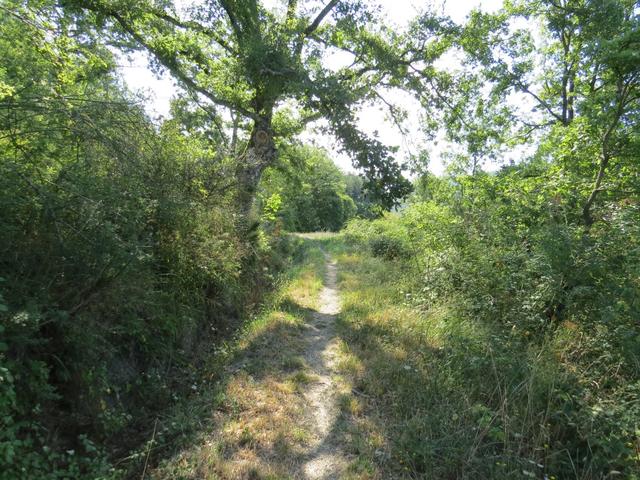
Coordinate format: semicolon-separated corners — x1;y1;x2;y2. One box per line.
300;111;323;125
217;0;244;39
372;90;408;136
107;11;256;120
150;9;236;54
304;0;340;35
514;79;565;123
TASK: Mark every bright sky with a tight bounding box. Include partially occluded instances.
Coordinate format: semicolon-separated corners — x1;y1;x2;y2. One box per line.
117;0;504;176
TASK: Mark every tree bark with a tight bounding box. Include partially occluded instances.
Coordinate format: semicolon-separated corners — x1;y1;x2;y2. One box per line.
235;121;277;218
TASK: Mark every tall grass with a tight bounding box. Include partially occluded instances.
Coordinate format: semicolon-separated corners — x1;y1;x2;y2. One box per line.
328;201;639;479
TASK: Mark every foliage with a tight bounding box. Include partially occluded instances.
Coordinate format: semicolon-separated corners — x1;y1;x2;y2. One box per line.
344;216;412;261
344;173;378;218
258;145;356;232
334;2;640;476
1;0;639;478
448;0;640;225
62;0;414;211
341;160;640;478
0;2;303;477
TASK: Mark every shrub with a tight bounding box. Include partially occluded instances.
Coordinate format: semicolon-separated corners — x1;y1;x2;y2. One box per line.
369;235;411;260
344;215;413;260
339;169;640;477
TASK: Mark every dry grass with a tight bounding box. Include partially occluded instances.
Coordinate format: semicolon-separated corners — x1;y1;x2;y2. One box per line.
149;246;326;479
292;232;340;240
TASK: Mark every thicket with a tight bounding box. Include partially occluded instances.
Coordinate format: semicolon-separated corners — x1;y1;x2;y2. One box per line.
0;5;305;478
339;3;639;474
343;163;640;477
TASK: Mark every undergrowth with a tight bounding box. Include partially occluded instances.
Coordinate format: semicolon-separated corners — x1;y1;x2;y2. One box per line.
0;233;319;480
146;240;326;479
328;193;639;480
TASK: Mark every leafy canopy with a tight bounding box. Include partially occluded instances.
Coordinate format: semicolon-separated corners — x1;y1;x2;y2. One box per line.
63;0;420;209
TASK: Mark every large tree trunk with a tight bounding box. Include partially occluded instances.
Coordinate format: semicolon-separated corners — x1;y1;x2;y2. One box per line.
235;121;277;219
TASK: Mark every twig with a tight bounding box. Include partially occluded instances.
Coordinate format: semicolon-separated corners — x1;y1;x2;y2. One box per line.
141;418;159;480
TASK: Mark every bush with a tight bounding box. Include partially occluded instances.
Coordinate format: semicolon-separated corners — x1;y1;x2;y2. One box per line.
0;13;297;475
344;215;412;260
258;145;357;232
369;235;410;260
339;165;640;477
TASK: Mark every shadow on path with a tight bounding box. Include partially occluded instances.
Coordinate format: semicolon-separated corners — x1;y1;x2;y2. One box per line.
299;255;349;480
146;250;351;480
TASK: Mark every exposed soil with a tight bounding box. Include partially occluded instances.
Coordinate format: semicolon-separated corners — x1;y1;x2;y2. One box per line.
301;254;348;479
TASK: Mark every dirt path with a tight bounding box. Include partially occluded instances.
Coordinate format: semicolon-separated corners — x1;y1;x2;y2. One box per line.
148;246;352;479
301;254;348;479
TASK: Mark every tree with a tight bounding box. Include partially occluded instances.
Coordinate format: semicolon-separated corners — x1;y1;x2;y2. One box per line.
453;0;640;227
62;0;414;214
258;144;356;231
344;173;377;218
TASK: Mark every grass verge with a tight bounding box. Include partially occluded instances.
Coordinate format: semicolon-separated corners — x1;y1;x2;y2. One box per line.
120;239;326;479
325;237;635;480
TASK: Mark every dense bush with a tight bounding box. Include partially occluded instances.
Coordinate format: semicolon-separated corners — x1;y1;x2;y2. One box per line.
0;7;299;478
369;236;410;260
258;145;357;232
345;216;412;260
343;163;640;478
